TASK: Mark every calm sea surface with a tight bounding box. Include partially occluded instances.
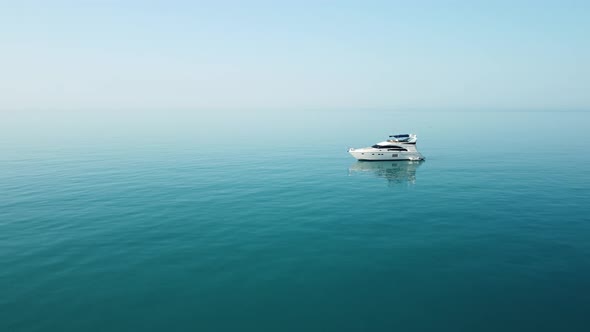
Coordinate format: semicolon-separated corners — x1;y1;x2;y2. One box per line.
1;110;589;331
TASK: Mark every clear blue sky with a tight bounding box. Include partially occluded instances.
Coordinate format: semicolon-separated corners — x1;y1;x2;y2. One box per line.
1;0;589;111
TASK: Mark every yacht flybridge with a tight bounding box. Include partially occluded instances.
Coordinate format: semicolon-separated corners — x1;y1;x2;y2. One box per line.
348;134;425;161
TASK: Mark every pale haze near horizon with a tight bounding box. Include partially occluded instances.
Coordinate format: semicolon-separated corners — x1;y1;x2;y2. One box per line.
1;0;589;112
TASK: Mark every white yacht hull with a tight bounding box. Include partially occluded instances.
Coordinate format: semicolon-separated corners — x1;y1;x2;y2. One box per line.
348;148;424;161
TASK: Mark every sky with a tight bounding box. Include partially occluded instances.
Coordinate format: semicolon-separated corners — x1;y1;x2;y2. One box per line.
1;0;589;112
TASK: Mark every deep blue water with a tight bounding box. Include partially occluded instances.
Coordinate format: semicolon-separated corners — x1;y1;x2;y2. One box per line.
1;110;589;331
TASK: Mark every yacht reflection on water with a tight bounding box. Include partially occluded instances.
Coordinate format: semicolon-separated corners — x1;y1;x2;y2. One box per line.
349;161;424;185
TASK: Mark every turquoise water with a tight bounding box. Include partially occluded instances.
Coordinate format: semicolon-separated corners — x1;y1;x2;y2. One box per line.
1;111;589;331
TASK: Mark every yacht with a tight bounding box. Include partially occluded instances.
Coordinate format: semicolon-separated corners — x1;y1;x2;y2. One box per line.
348;134;425;161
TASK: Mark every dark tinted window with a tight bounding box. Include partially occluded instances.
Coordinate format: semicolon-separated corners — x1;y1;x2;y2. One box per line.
373;145;407;151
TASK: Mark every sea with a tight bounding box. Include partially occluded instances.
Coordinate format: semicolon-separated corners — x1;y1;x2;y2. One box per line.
1;110;589;331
